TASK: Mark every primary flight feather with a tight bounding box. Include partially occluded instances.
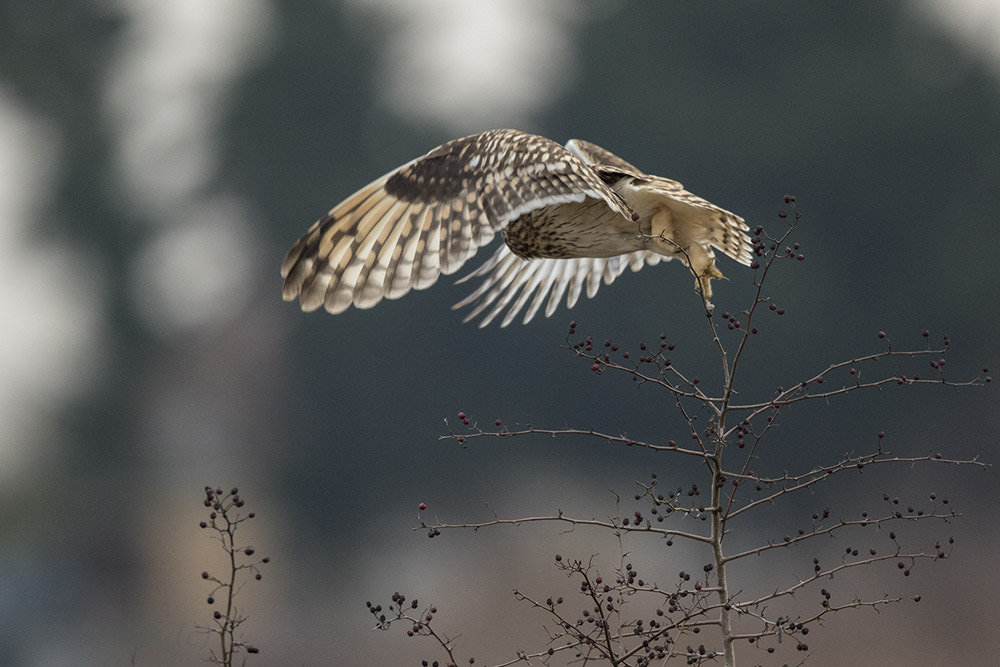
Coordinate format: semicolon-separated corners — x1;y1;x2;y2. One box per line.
281;129;751;327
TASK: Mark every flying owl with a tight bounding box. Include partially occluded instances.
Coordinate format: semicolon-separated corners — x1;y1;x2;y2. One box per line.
281;129;751;327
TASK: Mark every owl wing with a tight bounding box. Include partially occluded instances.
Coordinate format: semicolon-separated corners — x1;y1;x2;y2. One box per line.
630;177;753;266
281;129;636;315
565;138;647;180
453;245;665;328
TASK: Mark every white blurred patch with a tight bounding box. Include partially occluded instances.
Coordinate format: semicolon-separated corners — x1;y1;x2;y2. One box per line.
0;88;105;484
914;0;1000;69
347;0;588;133
128;197;261;334
104;0;273;334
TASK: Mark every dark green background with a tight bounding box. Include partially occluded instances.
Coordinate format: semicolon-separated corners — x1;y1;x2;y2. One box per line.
1;2;996;665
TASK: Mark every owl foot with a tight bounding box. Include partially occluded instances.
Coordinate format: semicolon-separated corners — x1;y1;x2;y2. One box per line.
694;265;725;301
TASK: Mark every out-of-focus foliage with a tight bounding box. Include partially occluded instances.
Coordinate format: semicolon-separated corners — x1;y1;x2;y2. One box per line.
0;1;996;665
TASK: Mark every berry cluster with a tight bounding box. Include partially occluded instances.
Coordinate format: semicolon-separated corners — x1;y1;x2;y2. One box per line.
371;196;990;666
198;486;270;664
516;555;726;665
367;593;464;667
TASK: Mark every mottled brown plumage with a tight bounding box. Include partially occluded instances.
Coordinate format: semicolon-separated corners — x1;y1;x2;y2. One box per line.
281;129;751;327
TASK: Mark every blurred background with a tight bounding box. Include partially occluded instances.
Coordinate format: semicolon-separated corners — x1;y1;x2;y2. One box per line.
1;1;998;665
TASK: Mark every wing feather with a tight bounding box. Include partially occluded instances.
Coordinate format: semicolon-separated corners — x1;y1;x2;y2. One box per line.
545;260;577;317
354;200;419;308
637;177;753;266
324;196;404;313
453;245;666;328
384;205;429;299
522;260;559;323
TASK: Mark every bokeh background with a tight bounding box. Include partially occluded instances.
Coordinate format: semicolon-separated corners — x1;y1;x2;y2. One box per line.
2;1;998;665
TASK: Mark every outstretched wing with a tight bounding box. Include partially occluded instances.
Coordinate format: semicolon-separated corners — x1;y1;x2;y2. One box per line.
453;245;664;328
281;129;635;315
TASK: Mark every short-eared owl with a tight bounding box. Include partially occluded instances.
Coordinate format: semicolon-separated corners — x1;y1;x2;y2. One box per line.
281;129;751;327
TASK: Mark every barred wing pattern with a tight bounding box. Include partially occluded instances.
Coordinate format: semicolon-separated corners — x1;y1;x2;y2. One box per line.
281;129;635;316
281;129;751;326
566;138;646;178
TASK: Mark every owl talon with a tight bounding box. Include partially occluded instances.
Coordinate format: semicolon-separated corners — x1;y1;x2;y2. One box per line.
695;276;714;301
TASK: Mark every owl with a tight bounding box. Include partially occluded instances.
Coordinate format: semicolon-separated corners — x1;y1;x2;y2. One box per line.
281;129;751;327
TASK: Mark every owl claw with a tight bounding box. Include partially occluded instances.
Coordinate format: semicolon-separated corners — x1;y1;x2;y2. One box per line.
695;276;714;300
693;262;726;300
